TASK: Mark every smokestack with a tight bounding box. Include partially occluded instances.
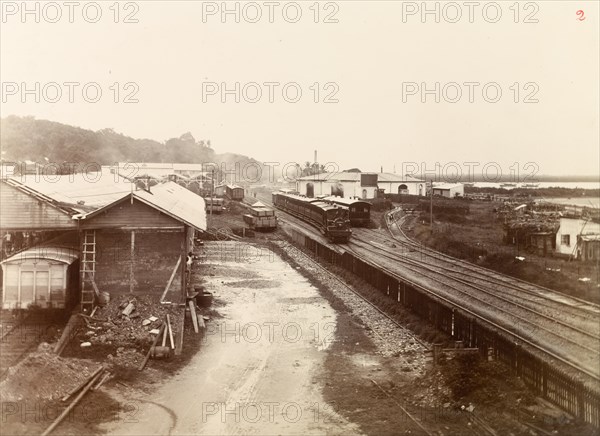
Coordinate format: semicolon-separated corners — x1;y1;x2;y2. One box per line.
381;166;383;173
314;150;317;164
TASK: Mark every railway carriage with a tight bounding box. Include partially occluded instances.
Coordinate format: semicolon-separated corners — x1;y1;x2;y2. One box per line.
1;246;80;309
321;196;371;227
272;191;352;243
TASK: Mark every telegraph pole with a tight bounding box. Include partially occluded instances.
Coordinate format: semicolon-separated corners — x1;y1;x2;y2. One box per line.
430;179;433;229
211;170;214;217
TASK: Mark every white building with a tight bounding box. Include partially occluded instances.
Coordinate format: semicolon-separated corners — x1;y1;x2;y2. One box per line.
432;183;464;198
295;171;426;199
115;162;211;180
555;217;600;257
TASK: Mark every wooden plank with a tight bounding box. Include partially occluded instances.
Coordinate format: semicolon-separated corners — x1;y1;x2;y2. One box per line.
61;366;104;402
54;314;81;356
175;307;185;356
138;323;165;371
167;314;175;348
197;313;205;329
42;370;104;436
160;256;181;303
181;227;189;302
189;300;199;333
161;322;168;347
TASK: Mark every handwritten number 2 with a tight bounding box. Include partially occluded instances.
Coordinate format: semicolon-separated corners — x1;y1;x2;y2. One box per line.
576;10;585;21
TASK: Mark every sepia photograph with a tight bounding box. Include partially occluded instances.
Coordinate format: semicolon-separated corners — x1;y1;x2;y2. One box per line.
0;1;599;435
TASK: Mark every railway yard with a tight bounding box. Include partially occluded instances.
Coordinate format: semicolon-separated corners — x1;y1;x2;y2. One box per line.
1;184;599;435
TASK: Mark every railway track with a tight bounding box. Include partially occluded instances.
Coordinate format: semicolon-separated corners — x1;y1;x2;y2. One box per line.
385;211;600;317
262;193;599;376
344;238;600;378
0;311;62;379
351;231;600;340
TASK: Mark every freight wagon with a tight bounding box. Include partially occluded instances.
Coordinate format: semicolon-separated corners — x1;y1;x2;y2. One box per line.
225;185;244;201
272;191;351;243
243;202;277;231
205;197;224;214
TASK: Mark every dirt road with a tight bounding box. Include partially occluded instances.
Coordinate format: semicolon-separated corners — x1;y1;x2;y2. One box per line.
101;242;360;435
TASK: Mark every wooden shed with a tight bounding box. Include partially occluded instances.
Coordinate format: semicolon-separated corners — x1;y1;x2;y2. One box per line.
74;182;207;312
1;247;79;309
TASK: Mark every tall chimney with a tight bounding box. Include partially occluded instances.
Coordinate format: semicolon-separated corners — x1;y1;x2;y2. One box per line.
381;166;383;173
314;150;317;164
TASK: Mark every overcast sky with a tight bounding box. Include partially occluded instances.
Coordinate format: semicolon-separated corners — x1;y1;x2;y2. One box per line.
1;1;599;177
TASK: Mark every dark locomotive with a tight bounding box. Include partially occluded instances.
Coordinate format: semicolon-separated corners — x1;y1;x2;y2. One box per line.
320;196;371;227
272;191;352;243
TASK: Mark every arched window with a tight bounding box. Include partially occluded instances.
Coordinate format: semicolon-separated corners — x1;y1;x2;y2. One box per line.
398;184;409;195
362;189;367;199
418;184;423;196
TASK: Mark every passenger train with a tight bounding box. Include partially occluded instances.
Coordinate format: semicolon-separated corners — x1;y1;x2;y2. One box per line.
272;191;352;243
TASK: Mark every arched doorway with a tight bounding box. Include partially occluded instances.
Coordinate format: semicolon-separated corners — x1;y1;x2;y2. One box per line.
331;183;344;197
398;184;408;195
362;189;367;199
418;184;423;196
306;183;314;198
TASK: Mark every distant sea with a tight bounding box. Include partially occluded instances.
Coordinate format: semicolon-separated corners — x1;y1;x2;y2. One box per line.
472;182;600;190
471;181;600;209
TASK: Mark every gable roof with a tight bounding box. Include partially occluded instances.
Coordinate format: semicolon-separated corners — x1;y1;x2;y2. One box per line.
75;182;207;231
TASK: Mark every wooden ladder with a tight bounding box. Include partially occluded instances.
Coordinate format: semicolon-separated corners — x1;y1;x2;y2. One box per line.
80;230;97;313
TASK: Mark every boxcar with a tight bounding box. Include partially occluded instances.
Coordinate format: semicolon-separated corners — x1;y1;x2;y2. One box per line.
225;185;244;201
1;246;80;309
205;197;224;214
272;191;351;243
243;203;277;231
321;196;371;227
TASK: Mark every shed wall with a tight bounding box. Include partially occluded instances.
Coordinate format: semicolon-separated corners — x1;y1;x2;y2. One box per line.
94;230;182;294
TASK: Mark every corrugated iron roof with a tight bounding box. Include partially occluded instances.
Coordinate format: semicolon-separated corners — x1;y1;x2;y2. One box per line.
1;246;79;265
15;169;134;210
135;182;207;231
322;196;370;206
580;234;600;242
75;182;207;231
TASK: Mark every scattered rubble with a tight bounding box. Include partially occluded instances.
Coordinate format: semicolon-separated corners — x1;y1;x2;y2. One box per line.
0;346;100;402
